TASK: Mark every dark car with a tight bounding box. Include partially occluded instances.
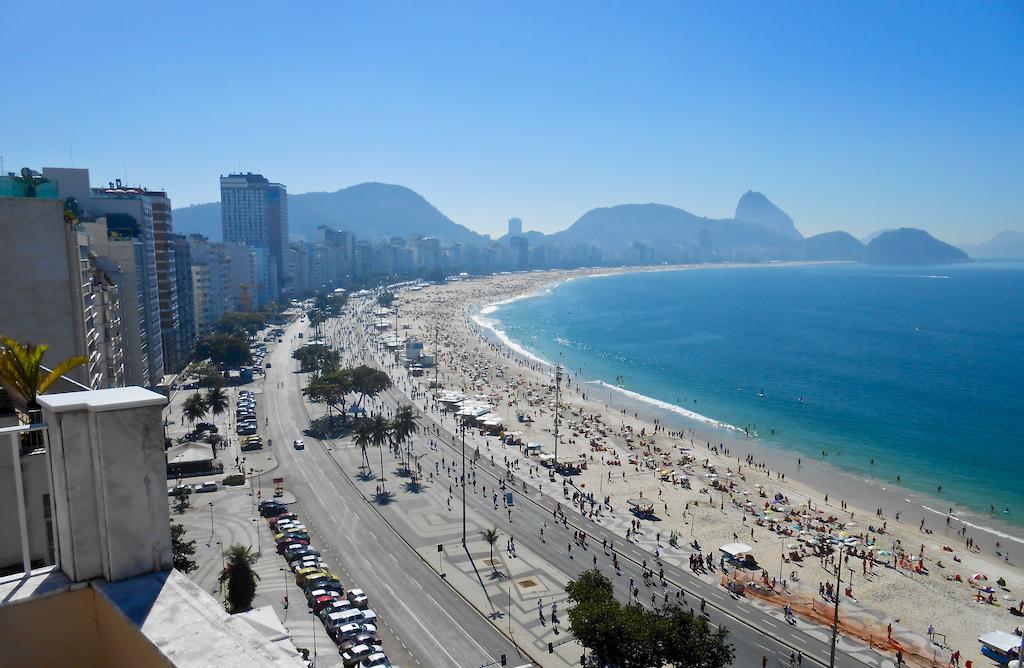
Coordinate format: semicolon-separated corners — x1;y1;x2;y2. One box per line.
338;632;381;654
258;501;288;517
196;422;218;432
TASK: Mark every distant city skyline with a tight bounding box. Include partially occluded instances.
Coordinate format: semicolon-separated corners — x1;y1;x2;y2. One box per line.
2;2;1021;244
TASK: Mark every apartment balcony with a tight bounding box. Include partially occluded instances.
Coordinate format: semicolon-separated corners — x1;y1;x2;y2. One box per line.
0;388;303;667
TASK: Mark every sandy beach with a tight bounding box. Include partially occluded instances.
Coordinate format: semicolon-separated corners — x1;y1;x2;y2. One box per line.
370;264;1024;666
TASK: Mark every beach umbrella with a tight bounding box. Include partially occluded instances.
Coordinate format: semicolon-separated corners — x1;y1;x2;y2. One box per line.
972;573;988;581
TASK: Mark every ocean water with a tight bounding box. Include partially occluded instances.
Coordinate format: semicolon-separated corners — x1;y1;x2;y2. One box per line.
491;263;1024;527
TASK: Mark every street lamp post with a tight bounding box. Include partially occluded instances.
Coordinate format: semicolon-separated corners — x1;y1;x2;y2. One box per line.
280;567;290;622
828;547;846;668
208;502;215;544
460;419;467;547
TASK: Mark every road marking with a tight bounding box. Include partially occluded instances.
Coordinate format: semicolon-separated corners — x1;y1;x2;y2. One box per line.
424;592;495;658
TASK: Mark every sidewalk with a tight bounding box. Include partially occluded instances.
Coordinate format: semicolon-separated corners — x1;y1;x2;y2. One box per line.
417;537;581;668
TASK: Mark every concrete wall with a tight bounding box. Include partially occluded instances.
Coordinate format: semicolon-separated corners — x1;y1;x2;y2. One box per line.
41;387;172;582
0;197;91;387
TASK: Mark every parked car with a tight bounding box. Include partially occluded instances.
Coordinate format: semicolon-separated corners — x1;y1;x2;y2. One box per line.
312;592;342;614
296;567;331;586
326;609;366;638
334;623;377;643
284;545;319;561
268;512;298;528
237;425;257;435
338;631;381;654
346;588;369;609
359;652;393;668
258;500;288;517
196;422;217;432
195;482;217;493
342;644;384;667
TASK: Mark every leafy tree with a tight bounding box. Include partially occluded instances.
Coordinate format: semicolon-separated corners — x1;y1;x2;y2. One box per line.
206;386;229;419
350;365;392;411
370;413;391;490
565;569;733;668
189;360;225;388
183;393;208;427
170;522;198;574
304;369;354;426
219;544;260;613
0;336;87;414
292;344;338;373
480;527;500;570
195;334;252;368
377;291;395;307
354;417;374;473
214;312;267;337
172;486;192;513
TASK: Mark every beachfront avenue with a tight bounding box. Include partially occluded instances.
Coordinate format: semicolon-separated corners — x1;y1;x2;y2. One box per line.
254;291;893;668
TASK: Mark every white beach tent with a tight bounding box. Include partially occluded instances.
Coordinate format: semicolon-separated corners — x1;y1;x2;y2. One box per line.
719;543;754;558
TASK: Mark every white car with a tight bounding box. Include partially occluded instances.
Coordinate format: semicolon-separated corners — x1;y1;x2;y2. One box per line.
347;588;369;609
293;439;305;450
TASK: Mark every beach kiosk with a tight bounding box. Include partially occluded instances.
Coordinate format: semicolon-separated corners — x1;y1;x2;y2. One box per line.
978;631;1023;664
719;543;759;569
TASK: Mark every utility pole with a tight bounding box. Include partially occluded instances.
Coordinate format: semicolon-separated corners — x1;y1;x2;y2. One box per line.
554;365;563;470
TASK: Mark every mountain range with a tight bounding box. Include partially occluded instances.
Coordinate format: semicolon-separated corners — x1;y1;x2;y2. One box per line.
957;230;1024;259
173;182;994;265
173;182;486;245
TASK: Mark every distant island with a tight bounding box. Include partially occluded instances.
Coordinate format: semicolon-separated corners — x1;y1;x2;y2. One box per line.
173;184;985;267
865;228;970;265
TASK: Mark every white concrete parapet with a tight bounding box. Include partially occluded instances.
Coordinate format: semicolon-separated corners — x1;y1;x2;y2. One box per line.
39;387;171;582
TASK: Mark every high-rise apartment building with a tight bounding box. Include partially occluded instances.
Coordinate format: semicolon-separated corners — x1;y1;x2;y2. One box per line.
220;173;287;303
188;235;232;337
0;177;125;389
43;168;166;387
146;190;184;373
171;234;196;362
508;217;523;237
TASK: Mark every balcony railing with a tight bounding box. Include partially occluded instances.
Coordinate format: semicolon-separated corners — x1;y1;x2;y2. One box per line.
0;422;57;577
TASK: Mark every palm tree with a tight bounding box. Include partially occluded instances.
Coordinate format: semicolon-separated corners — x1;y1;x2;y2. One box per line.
0;336;87;419
183;393;208;429
481;527;500;571
206;386;229;420
370;413;391;490
392;405;418;474
353;418;374;473
219;544;260;613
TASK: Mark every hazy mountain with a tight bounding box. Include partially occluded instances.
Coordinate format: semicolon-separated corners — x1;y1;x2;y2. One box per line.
861;229;892;244
865;228;970;265
550;202;802;257
173;182;485;245
734;191;803;240
804;231;865;261
958;230;1024;259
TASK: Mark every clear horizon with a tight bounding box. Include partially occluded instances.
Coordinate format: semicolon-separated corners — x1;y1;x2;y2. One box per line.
2;2;1021;244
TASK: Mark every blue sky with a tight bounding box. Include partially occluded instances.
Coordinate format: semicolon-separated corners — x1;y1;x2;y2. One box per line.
2;2;1021;242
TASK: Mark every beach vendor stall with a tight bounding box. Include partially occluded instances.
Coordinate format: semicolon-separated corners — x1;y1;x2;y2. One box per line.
978;631;1023;665
720;542;759;570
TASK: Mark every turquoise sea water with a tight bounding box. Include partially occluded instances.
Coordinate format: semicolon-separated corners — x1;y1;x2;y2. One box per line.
492;263;1024;526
